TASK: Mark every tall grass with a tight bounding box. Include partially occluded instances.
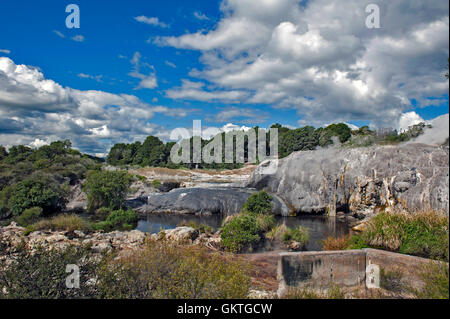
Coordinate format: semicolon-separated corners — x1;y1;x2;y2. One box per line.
360;210;449;261
26;214;93;234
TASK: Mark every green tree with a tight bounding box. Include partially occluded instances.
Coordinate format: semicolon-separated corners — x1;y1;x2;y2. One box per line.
2;175;67;216
0;146;7;161
83;170;133;212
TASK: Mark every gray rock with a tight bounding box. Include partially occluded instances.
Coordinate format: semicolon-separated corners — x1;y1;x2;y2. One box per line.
246;143;449;215
136;187;290;216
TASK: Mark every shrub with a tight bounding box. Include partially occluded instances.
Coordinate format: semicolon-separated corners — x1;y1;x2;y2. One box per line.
220;214;261;253
83;170;133;212
93;209;139;232
97;241;252;298
242;191;273;214
3;175;67;216
177;220;214;235
358;211;449;261
94;207;111;220
0;243;102;298
415;261;449;299
282;226;310;247
255;213;276;232
321;235;352;251
380;268;405;293
282;285;345;299
266;223;287;241
151;179;162;189
27;214;93;234
16;207;42;227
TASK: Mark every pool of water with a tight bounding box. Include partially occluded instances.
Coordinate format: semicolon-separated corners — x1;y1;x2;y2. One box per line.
136;213;350;251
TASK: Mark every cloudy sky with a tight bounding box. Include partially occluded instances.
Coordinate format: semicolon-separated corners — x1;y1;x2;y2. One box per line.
0;0;448;156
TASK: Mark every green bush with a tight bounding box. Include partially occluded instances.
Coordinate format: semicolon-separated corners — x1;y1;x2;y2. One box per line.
83;170;133;212
26;214;93;234
415;262;449;299
357;211;449;261
1;175;67;216
0;242;102;298
220;214;261;253
151;179;162;189
282;226;310;247
255;213;276;232
94;209;139;232
177;220;214;234
98;241;252;298
16;207;42;226
242;190;273;215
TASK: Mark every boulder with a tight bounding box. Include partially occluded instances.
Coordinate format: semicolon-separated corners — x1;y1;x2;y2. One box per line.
137;187;290;216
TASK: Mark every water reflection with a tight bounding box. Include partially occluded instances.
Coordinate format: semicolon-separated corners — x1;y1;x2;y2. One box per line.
136;214;350;251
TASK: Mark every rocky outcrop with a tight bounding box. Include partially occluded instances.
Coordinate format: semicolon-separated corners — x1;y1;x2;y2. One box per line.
247;143;449;216
136;187;290;216
0;222;147;254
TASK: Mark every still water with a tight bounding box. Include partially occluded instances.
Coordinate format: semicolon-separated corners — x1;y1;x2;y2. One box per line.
136;213;350;251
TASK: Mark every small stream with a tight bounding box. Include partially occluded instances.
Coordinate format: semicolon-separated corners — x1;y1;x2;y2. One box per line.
136;213;350;251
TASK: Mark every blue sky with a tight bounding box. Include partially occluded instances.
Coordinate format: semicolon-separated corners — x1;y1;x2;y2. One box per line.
0;0;448;155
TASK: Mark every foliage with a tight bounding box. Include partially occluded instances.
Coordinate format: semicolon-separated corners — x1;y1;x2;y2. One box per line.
380;268;405;293
255;213;276;232
16;207;43;227
242;190;273;215
97;241;252;299
151;179;162;189
83;170;133;212
93;209;138;232
0;140;102;220
329;211;449;262
177;220;214;235
220;213;261;253
26;214;93;234
0;243;102;299
282;285;346;299
321;235;352;251
1;174;67;217
415;261;449;299
281;226;310;247
357;211;449;261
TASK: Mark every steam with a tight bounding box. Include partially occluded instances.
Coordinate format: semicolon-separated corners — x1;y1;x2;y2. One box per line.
410;113;449;146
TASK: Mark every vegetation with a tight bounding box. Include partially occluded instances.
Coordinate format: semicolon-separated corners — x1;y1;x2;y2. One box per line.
98;241;251;298
415;261;449;299
151;179;162;189
83;170;133;212
321;235;352;250
16;207;43;227
220;213;261;253
281;285;346;299
322;211;449;262
220;190;276;253
281;226;310;248
93;209;139;232
0;140;102;221
25;214;93;234
177;220;214;235
0;243;102;298
0;240;252;299
242;191;273;215
354;211;449;261
1;175;68;217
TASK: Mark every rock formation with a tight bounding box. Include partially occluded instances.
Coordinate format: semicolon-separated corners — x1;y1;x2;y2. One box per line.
247;143;449;216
